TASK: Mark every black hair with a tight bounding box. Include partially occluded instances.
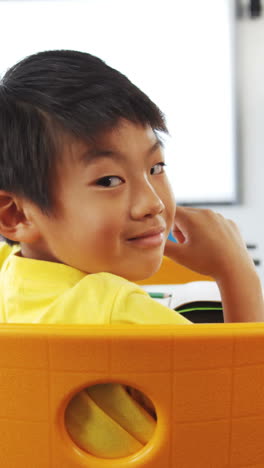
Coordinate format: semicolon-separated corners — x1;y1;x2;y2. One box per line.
0;49;168;245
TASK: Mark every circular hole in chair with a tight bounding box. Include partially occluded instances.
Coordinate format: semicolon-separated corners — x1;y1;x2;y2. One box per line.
65;382;157;459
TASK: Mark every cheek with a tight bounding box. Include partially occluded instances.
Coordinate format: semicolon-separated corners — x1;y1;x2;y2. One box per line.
162;181;176;225
83;212;124;246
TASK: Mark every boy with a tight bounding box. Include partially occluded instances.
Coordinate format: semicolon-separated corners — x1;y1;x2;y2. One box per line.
0;50;263;457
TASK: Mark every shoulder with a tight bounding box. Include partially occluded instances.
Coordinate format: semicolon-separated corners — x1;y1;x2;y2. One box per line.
79;272;147;308
95;273;191;325
0;242;20;270
80;272;146;294
52;272;148;324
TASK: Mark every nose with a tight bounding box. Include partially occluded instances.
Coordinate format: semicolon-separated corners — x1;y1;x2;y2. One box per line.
130;178;165;220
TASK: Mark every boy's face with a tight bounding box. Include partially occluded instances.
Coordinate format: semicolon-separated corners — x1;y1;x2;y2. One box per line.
25;120;176;281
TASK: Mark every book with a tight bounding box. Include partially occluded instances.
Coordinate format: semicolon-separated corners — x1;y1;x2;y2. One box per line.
141;281;223;323
141;281;221;309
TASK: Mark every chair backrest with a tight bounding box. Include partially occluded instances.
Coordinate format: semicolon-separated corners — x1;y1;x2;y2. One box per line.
136;256;213;285
1;322;264;468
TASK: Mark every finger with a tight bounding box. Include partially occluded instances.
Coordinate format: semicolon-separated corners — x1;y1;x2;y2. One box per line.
174;206;198;227
164;239;188;262
176;206;202;215
171;214;191;239
171;228;186;243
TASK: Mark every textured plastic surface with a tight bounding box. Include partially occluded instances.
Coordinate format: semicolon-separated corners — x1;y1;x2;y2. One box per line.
1;322;264;467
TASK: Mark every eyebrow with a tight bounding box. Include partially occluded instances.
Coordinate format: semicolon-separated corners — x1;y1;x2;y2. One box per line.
80;137;164;164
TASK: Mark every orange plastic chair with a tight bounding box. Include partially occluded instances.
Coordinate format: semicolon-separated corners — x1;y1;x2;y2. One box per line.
137;256;213;285
1;322;264;468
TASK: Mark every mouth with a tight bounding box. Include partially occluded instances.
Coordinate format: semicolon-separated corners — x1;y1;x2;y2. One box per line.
127;227;166;248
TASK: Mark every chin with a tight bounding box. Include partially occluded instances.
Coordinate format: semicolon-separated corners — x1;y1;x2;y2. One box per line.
123;257;163;283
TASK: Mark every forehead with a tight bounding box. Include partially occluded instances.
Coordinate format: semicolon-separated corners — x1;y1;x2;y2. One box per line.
60;120;162;166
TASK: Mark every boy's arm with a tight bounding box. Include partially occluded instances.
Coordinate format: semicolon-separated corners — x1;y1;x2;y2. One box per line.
164;207;264;323
216;266;263;322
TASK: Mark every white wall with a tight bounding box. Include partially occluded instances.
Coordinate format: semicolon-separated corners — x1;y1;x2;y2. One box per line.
207;15;264;280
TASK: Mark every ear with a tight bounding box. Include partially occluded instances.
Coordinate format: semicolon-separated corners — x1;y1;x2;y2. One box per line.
0;191;40;243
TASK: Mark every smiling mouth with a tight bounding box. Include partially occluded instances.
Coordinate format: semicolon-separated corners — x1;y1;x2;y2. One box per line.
127;229;165;248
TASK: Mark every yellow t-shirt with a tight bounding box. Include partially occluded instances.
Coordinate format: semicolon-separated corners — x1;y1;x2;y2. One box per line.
0;242;190;326
0;242;190;458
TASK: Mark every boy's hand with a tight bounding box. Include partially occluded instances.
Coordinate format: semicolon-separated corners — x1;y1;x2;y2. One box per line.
164;206;255;280
164;206;264;322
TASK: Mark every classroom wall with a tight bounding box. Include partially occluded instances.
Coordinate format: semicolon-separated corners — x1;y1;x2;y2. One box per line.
205;14;264;281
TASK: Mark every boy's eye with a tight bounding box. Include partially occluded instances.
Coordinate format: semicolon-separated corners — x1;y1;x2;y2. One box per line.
96;176;123;187
150;162;166;175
